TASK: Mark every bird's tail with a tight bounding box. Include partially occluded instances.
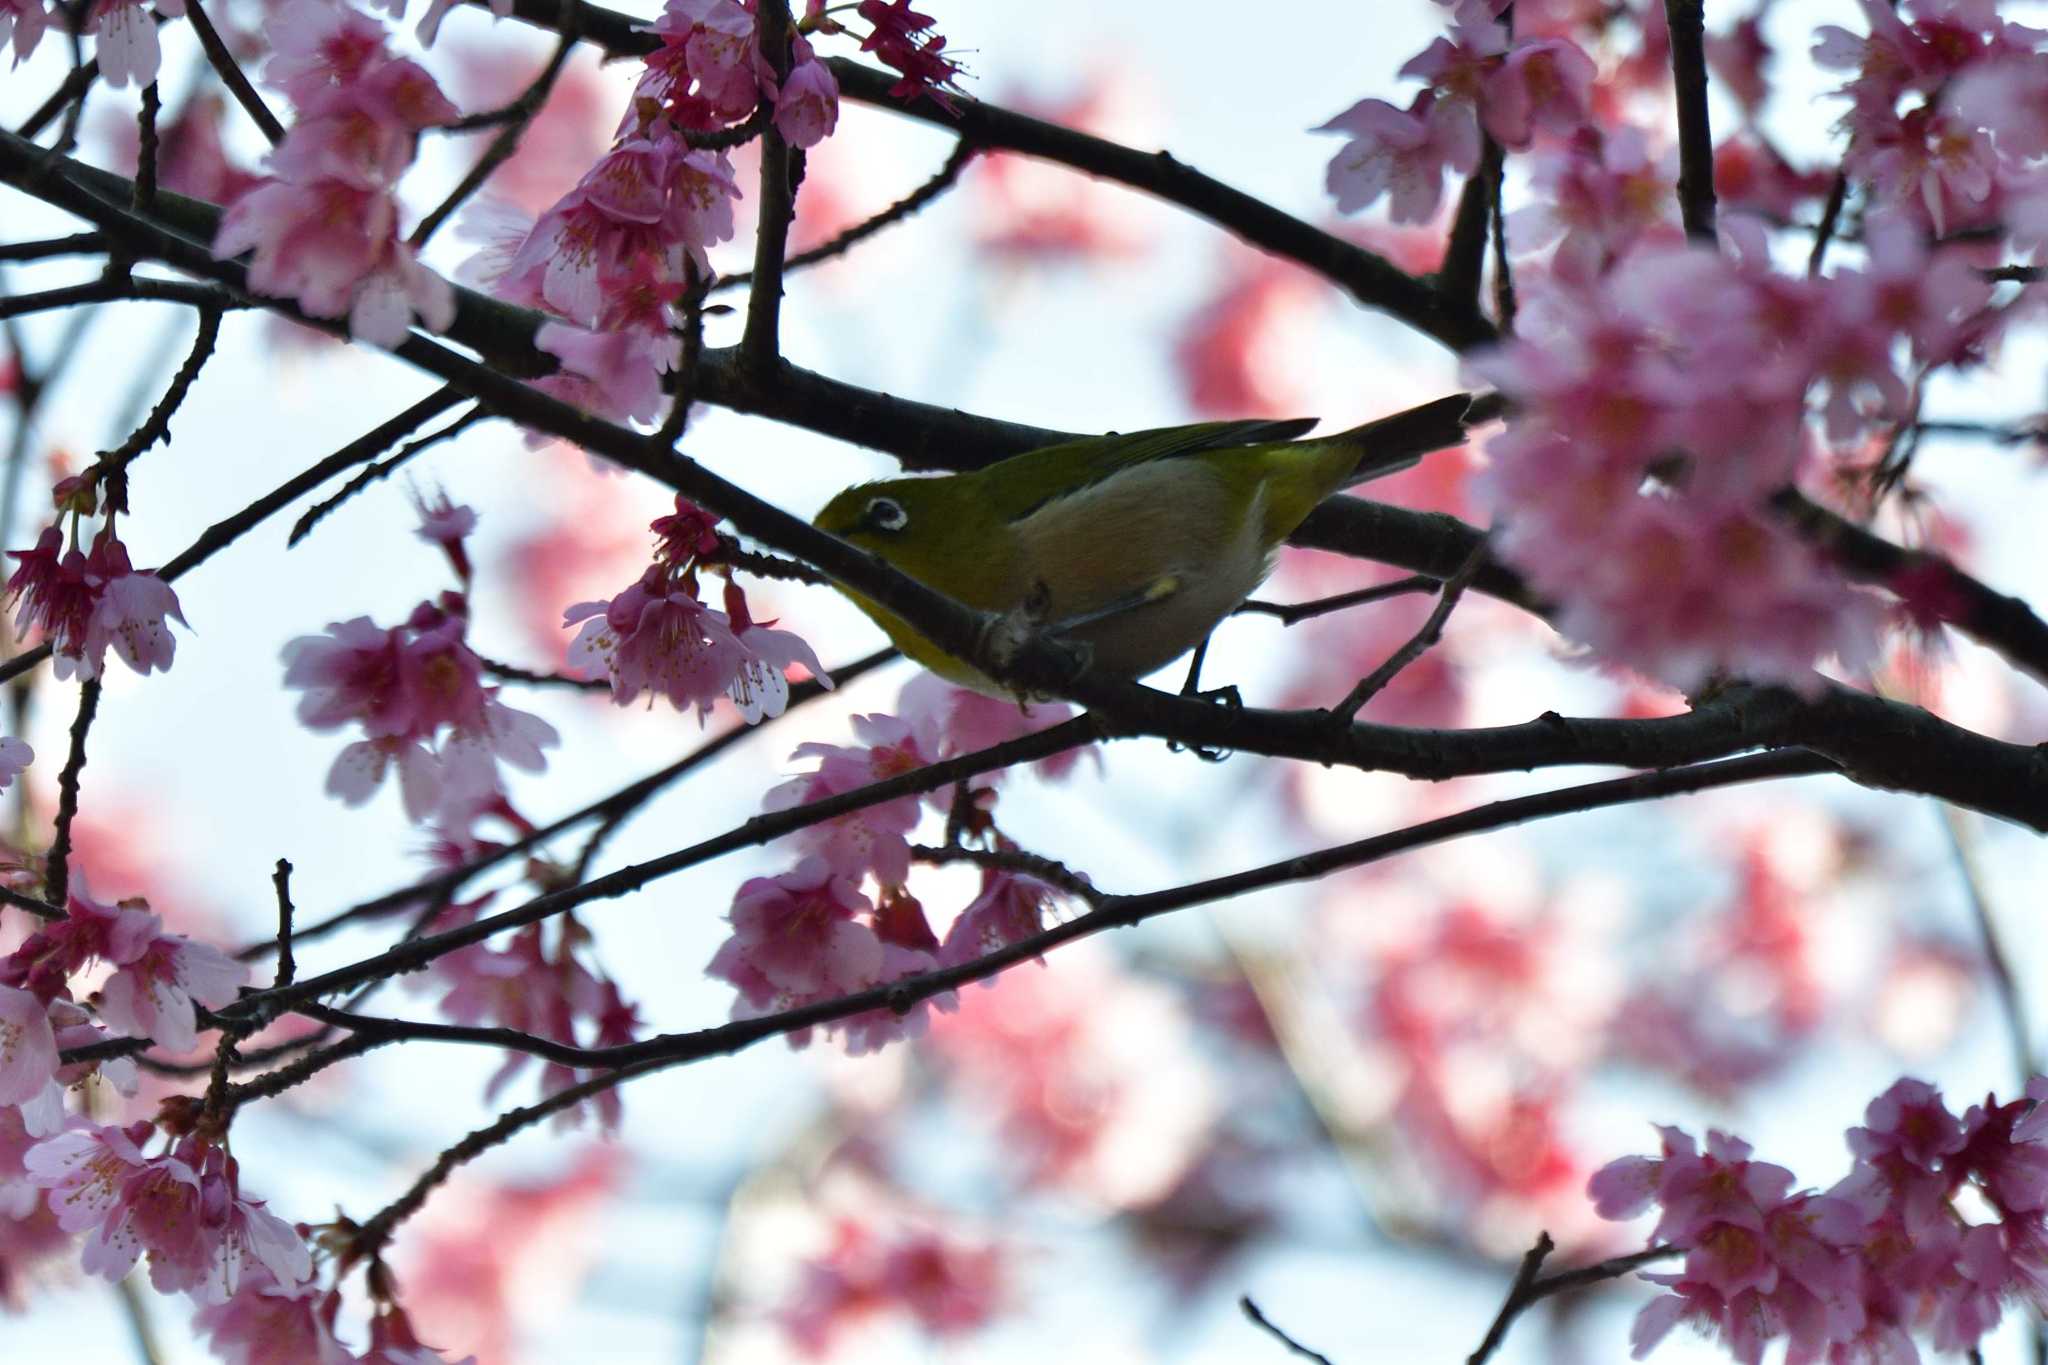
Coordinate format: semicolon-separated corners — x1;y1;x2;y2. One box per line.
1324;391;1481;489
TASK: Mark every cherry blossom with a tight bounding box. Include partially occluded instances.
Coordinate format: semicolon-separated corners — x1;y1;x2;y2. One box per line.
0;985;56;1107
192;1268;353;1365
1;0;48;65
90;0;183;88
763;714;929;885
780;1217;1006;1354
6;525;186;681
95;919;246;1053
213;0;458;344
563;568;747;717
855;0;965;107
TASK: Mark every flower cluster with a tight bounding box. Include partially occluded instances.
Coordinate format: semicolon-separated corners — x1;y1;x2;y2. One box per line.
1469;214;2003;689
565;496;831;723
6;524;185;681
1817;0;2048;235
426;920;640;1130
1591;1077;2048;1362
1317;3;1596;223
778;1215;1006;1354
214;0;458;345
706;676;1080;1055
0;890;242;1112
284;498;557;822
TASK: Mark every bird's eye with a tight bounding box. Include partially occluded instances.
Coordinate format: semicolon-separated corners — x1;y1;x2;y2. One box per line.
864;497;908;533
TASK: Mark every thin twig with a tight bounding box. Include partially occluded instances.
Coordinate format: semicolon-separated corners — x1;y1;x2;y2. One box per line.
0;276;238;321
183;0;285;144
17;59;100;141
410;10;580;247
0;232;109;262
1438;138;1502;308
1240;1297;1333;1365
94;305;222;498
286;405;485;546
132;83;160;212
1807;171;1848;276
474;654;608;690
1235;576;1439;627
1467;1232;1555;1365
715;140;978;293
1330;537;1487;723
271;859;297;989
43;678;101;906
1943;806;2033;1078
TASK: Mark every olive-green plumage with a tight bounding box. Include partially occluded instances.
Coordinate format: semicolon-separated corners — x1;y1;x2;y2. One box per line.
814;415;1419;695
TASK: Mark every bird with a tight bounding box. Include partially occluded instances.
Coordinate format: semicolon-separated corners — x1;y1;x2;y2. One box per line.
813;400;1464;697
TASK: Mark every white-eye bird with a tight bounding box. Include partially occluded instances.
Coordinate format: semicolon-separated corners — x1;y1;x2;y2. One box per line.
813;407;1449;696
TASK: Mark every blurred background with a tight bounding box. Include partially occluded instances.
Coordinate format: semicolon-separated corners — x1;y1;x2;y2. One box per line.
4;0;2048;1360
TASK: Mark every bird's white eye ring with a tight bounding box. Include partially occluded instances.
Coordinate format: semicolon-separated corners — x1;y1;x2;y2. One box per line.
865;497;908;533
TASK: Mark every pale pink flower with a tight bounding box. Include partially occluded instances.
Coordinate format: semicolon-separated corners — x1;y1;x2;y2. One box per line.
897;672;1078;780
533;321;677;429
188;1145;313;1302
775;41;840;149
0;986;56;1107
712;858;881;1001
1317;92;1476;223
0;737;30;794
266;0;391;104
1508;127;1679;281
1846;1077;1965;1177
563;569;747;716
97;916;246;1052
90;0;182;88
193;1268;353;1365
411;491;477;583
780;1218;1005;1353
1;889;159;1000
722;581;831;723
361;1304;480;1364
939;866;1057;968
1954;56;2048;160
1480;36;1595;145
764;714;929;884
1;0;48;64
21;1119;154;1239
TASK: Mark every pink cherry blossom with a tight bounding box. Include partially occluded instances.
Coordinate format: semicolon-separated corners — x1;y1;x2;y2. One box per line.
1317;93;1475;224
533;321;677;430
712;858;881;1002
22;1119;153;1236
764;714;929;884
0;986;57;1107
0;737;30;794
361;1303;480;1365
856;0;964;108
412;491;477;583
939;865;1057;968
1480;36;1596;145
780;1217;1006;1353
775;39;841;149
722;580;832;723
90;0;183;88
96;916;246;1053
1;0;48;64
2;889;159;1001
188;1144;314;1301
193;1268;353;1365
563;568;747;716
6;526;185;680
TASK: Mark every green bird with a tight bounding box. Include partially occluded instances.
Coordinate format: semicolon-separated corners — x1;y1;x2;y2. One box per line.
814;405;1453;696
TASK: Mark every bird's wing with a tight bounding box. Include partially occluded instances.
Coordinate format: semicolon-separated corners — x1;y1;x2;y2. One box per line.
986;417;1320;523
